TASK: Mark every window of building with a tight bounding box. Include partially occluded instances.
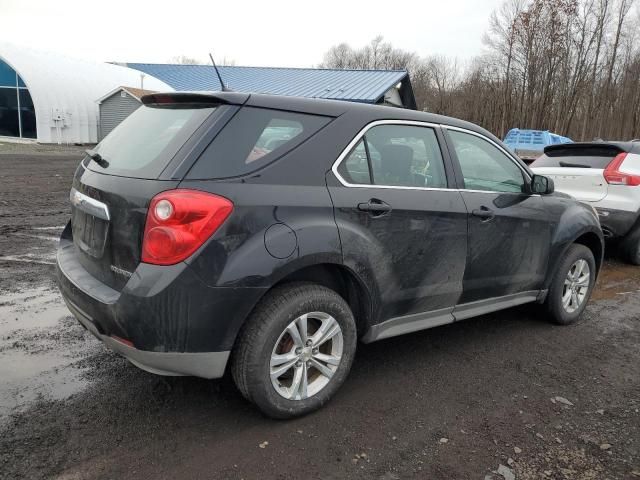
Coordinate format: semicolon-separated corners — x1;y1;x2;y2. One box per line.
0;59;36;139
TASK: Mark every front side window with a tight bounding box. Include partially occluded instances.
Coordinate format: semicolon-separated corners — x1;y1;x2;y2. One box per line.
448;130;526;193
337;124;448;188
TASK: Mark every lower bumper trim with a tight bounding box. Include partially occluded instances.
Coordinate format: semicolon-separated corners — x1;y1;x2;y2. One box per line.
65;298;229;379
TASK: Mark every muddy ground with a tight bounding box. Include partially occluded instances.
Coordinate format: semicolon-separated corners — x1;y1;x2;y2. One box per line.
0;146;638;480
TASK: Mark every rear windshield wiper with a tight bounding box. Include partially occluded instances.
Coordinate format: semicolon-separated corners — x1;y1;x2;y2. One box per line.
85;149;109;168
559;160;591;168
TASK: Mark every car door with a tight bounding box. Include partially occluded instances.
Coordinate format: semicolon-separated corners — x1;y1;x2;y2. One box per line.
327;121;468;324
443;127;551;307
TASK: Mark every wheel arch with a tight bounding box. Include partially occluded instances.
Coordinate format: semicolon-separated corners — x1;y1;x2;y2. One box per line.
543;227;604;293
573;231;604;275
230;261;375;349
268;263;374;338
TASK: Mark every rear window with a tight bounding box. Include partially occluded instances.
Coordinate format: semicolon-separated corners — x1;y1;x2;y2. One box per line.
186;107;331;179
88;105;216;178
531;146;619;169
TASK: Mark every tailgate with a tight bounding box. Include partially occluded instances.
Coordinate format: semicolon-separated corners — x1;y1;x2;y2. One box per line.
532;167;608;202
70;162;179;291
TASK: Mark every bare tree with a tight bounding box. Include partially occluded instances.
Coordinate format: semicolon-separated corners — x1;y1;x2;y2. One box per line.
319;0;640;141
169;55;205;65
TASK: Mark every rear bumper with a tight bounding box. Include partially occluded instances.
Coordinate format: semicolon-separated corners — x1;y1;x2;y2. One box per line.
56;234;267;379
595;207;640;238
65;298;229;378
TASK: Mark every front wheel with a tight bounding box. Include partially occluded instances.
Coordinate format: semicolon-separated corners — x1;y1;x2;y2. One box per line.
231;282;357;419
545;244;596;325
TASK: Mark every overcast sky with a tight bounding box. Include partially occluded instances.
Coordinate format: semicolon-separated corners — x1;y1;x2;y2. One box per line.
0;0;505;67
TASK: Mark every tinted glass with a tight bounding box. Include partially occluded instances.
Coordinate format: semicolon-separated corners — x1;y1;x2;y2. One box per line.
449;130;526;193
0;88;19;137
365;125;447;188
88;105;215;179
337;140;371;184
189;107;331;179
19;89;36;139
0;60;17;88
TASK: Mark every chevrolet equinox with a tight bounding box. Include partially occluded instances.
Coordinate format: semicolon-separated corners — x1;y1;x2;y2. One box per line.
57;92;604;418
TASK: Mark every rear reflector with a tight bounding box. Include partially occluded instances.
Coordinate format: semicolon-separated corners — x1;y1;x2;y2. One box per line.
604;153;640;186
142;189;233;265
111;335;135;348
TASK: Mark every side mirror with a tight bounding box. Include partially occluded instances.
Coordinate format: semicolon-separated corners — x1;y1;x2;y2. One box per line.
531;174;554;195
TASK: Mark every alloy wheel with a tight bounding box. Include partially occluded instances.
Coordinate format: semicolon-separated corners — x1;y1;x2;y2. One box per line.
270;312;344;400
562;258;590;313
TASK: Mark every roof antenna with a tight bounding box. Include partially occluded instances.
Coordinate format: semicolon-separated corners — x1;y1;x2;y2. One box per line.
209;52;231;92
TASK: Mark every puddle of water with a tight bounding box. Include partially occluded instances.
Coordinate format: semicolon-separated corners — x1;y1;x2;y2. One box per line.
0;253;56;265
8;233;60;242
0;286;94;419
33;226;65;231
0;286;67;331
0;350;89;417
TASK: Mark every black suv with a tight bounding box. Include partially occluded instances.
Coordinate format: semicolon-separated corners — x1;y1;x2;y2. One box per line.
57;92;603;418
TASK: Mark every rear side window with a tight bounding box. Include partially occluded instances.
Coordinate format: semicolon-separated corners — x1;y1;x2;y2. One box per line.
89;105;216;179
187;107;331;179
337;124;448;188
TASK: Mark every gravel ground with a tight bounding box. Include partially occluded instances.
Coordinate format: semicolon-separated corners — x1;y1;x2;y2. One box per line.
0;146;638;480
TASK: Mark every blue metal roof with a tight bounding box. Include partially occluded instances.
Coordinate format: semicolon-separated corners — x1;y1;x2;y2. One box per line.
126;63;410;105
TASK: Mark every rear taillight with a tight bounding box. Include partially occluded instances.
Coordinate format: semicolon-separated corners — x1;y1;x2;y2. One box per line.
141;189;233;265
604;153;640;186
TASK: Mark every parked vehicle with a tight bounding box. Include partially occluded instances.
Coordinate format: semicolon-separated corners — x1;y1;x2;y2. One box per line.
57;92;603;418
531;142;640;265
504;128;573;164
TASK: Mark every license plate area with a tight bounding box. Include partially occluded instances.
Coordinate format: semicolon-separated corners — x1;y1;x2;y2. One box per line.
72;209;109;258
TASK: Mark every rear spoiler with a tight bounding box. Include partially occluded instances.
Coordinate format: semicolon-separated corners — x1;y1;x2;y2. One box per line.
544;142;626;157
141;91;249;106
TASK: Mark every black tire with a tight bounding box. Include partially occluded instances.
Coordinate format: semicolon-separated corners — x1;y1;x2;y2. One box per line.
621;224;640;266
545;244;596;325
231;282;357;419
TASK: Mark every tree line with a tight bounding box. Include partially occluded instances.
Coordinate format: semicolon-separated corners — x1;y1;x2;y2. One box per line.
320;0;640;141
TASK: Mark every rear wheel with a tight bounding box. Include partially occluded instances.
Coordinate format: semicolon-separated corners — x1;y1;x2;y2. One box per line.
621;224;640;265
545;244;596;325
231;282;357;419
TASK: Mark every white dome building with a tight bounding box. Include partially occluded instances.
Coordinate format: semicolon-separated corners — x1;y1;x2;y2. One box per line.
0;42;172;144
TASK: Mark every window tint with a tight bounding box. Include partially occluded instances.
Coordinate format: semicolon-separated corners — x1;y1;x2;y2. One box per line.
337;124;448;188
449;130;526;193
89;105;216;179
337;140;371;184
189;107;331;179
0;88;19;137
368;125;447;188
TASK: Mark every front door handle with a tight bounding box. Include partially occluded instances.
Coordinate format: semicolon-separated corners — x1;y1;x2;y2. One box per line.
472;206;495;221
358;199;392;216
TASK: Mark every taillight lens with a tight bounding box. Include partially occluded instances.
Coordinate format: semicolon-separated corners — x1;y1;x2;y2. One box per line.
141;189;233;265
604;153;640;186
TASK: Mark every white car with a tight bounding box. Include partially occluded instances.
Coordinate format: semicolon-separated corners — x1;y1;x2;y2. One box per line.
531;141;640;265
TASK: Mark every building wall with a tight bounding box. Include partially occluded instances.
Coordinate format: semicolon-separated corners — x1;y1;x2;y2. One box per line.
99;91;141;140
0;42;172;143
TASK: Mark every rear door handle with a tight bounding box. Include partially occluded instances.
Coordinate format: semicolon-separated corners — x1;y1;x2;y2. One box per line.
472;207;495;221
358;199;392;216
